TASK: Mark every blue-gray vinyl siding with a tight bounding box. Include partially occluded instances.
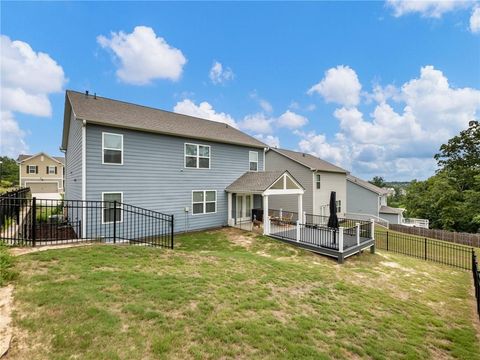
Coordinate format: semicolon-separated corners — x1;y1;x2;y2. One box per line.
65;114;83;201
379;212;401;224
64;114;84;231
346;180;379;217
85;124;264;234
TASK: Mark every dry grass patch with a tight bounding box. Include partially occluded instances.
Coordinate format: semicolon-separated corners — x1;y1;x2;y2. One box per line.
4;228;480;359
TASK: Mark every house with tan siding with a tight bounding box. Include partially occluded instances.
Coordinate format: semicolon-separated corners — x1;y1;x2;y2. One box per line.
17;153;64;196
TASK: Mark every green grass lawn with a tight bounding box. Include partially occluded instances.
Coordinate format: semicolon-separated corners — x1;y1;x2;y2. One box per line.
7;228;480;359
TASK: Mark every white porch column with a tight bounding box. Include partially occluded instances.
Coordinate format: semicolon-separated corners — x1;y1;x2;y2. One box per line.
263;195;269;235
227;193;233;226
338;227;344;252
356;222;360;245
297;194;303;224
370;219;375;240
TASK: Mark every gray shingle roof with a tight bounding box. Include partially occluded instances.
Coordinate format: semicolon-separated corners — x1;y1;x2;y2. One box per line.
380;205;404;215
226;171;291;193
17;153;65;164
269;148;347;173
346;174;389;195
65;90;266;149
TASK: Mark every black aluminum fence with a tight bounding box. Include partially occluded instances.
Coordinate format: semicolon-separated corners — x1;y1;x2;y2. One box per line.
375;230;472;270
0;197;174;248
0;188;31;230
473;251;480;318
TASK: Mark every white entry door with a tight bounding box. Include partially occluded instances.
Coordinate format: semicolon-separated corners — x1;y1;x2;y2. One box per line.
236;194;252;221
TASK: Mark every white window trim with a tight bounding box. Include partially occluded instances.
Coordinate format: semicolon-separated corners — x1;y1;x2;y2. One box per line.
27;165;37;174
102;132;124;165
191;190;217;215
249;151;258;172
184;143;211;169
316;174;321;189
47;165;56;175
102;191;123;224
336;200;341;213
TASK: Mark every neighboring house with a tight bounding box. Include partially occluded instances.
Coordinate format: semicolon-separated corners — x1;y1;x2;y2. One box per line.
346;174;404;225
265;148;347;216
17;153;65;195
61;90;290;234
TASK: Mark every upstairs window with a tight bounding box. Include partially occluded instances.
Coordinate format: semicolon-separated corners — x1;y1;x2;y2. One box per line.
192;190;216;214
185;143;210;169
316;174;321;189
27;165;38;174
47;166;57;175
102;132;123;165
249;151;258;171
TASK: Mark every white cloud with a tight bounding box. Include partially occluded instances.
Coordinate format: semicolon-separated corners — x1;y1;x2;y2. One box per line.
0;111;28;157
470;6;480;33
0;35;66;156
254;134;280;148
173;99;238;128
239;113;275;134
250;91;273;113
209;61;234;84
277;110;308;129
296;130;347;167
298;65;480;180
97;26;186;85
386;0;471;18
308;65;362;107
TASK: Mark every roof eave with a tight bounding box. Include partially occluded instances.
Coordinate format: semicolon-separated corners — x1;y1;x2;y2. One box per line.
82;119;267;149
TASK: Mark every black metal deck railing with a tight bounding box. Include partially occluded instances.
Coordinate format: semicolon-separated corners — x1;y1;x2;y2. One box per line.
0;197;174;248
473;251;480;318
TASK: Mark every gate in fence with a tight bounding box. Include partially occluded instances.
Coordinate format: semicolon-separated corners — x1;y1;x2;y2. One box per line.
0;197;174;248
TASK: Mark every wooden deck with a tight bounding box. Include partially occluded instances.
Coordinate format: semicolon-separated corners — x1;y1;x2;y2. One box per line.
269;225;375;263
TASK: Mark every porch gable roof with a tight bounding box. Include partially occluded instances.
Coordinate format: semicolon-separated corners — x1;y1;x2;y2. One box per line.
226;170;304;195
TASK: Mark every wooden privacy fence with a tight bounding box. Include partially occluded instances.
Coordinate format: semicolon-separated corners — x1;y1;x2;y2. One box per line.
390;224;480;248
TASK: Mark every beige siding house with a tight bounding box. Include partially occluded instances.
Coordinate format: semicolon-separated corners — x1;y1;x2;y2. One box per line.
17;153;65;195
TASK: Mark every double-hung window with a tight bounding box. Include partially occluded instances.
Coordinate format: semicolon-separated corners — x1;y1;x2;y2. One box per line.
102;192;123;223
336;200;341;213
316;174;321;189
249;151;258;171
185;143;210;169
102;132;123;165
192;190;216;214
47;166;57;175
27;165;37;174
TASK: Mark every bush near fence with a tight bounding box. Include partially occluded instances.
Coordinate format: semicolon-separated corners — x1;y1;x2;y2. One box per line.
375;230;473;270
390;223;480;248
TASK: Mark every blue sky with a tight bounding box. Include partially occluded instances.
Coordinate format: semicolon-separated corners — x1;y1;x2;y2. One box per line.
1;1;479;181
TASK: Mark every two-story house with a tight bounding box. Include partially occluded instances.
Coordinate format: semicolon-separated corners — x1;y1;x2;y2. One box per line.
61;90;305;236
17;153;65;197
265;148;348;216
346;174;404;226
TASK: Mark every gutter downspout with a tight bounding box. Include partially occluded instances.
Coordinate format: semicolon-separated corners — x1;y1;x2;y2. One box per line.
81;119;87;237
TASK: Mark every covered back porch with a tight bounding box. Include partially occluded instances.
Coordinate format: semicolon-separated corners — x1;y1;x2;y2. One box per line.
225;171;375;263
225;171;305;233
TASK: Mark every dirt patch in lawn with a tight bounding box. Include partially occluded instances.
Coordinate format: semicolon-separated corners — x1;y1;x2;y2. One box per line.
0;285;13;357
223;228;255;249
9;242;95;257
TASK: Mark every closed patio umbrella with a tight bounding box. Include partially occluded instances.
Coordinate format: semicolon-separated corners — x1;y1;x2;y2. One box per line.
328;191;339;225
327;191;339;244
